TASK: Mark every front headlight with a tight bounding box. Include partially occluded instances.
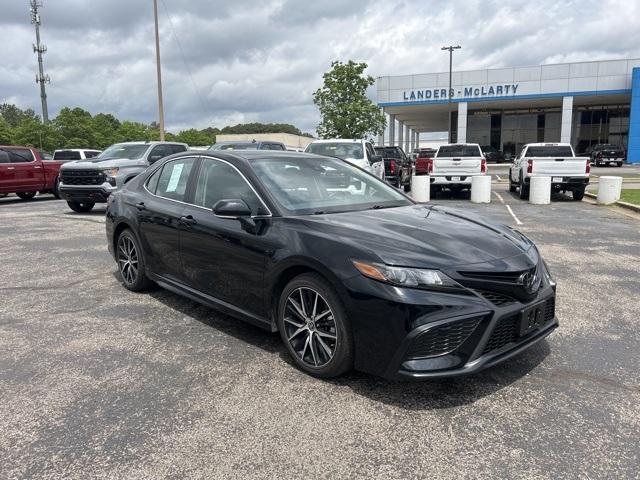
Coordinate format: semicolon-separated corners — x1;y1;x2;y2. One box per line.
103;167;119;177
352;260;464;292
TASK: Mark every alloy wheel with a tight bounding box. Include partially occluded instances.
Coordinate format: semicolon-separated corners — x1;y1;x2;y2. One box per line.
117;235;139;285
283;287;337;368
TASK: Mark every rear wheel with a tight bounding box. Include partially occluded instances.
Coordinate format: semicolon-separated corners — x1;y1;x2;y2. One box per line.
617;162;623;167
116;229;152;291
572;187;585;201
53;177;61;199
518;174;529;200
404;174;412;192
67;200;95;213
277;273;353;378
508;169;517;192
16;192;36;201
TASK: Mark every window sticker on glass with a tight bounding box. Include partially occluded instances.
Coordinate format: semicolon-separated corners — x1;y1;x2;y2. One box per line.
166;163;184;192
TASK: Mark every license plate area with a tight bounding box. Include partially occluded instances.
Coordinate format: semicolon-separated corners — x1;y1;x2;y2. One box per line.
518;301;546;337
451;176;461;182
552;177;563;183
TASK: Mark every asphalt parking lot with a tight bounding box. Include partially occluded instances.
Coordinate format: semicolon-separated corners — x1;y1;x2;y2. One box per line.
1;187;639;479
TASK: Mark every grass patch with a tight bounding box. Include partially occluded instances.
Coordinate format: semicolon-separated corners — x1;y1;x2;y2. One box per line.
620;189;640;205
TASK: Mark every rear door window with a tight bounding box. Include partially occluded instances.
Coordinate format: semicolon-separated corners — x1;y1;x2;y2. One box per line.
170;144;187;154
153;158;196;202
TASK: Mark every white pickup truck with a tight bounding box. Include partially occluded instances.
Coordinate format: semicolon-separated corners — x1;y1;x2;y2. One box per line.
509;143;590;201
430;143;486;195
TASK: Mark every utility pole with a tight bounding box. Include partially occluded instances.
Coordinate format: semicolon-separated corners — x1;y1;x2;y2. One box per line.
153;0;165;140
30;0;50;123
441;45;461;143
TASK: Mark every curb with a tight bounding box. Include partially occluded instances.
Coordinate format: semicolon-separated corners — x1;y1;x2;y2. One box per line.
584;192;640;213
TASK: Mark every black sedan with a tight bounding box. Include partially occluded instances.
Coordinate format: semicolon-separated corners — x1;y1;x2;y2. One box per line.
106;151;558;380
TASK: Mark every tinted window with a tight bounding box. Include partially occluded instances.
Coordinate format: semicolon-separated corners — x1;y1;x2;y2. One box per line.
0;151;9;163
149;144;173;160
53;150;82;161
98;144;148;160
210;143;259;150
374;147;403;159
305;142;364;160
170;144;187;154
85;151;101;158
2;148;35;162
417;150;436;158
146;167;162;194
154;158;195;202
250;156;411;215
193;159;262;214
436;145;482;157
525;146;574;157
269;143;285;151
594;144;619;150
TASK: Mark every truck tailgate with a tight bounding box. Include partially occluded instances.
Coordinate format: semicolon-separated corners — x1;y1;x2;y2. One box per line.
433;157;482;175
530;156;589;176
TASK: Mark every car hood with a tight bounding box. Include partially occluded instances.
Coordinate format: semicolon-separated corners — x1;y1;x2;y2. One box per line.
297;205;537;270
60;157;146;169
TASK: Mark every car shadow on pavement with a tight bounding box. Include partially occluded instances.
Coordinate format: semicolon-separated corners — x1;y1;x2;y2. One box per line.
144;280;551;410
0;195;60;206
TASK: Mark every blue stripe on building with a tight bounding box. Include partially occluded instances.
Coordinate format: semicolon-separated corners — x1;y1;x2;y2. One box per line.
627;68;640;164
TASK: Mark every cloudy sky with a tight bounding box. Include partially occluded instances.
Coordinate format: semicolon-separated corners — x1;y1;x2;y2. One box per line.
1;0;639;134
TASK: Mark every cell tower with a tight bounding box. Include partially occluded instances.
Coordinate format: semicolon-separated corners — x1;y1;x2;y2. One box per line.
30;0;50;123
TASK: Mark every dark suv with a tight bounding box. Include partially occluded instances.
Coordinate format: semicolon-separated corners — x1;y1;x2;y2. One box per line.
374;146;412;190
209;141;286;151
587;144;625;167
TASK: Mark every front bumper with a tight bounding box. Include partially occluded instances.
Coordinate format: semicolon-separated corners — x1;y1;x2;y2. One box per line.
59;183;117;203
341;274;557;380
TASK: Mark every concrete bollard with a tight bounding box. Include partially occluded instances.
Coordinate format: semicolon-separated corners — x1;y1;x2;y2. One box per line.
471;175;491;203
597;176;623;205
529;176;551;205
412;175;430;203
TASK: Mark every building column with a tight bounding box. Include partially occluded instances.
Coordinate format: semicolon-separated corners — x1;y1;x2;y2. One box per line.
457;102;468;143
409;129;415;152
398;120;404;148
415;131;420;149
404;124;410;153
377;108;385;145
627;67;640;163
560;96;573;144
388;114;396;146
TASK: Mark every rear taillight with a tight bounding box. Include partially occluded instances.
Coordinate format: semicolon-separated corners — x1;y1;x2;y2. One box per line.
527;159;533;174
427;159;433;174
586;162;591;174
389;160;396;174
481;159;486;174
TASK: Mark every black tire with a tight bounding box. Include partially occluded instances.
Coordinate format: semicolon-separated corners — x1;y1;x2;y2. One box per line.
508;169;517;192
67;200;95;213
277;273;353;378
617;162;623;167
53;177;61;199
430;185;438;198
518;174;529;200
404;175;412;192
116;229;153;292
572;187;585;201
16;192;36;201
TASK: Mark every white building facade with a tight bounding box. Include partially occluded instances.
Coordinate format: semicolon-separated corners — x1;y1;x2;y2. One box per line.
377;58;640;162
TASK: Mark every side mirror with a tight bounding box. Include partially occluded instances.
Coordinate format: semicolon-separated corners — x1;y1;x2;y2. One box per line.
213;199;252;218
148;154;163;164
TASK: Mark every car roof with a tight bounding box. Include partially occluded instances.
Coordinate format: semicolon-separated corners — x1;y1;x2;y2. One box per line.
524;143;571;147
53;148;101;152
309;139;365;144
114;141;187;146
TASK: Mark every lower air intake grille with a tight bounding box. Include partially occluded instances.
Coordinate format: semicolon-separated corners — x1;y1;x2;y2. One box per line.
544;297;555;322
480;291;516;306
483;314;518;354
406;318;481;359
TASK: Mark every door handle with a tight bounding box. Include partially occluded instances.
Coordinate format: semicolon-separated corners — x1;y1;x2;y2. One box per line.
180;215;197;226
7;167;15;170
135;201;146;211
34;166;41;169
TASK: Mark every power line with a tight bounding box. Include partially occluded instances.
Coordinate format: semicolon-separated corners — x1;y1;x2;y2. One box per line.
30;0;50;123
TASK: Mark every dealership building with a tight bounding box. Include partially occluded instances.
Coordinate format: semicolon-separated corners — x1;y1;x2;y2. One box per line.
377;58;640;162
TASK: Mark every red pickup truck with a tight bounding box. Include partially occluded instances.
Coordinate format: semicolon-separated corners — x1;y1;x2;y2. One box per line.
0;146;63;200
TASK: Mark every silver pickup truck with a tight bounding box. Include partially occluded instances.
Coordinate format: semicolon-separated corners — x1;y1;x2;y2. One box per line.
508;143;590;201
58;141;187;212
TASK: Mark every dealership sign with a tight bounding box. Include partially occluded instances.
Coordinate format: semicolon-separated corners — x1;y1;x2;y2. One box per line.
403;83;520;101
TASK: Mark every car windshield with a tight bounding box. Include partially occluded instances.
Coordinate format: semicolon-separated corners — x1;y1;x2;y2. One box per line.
436;145;481;157
250;156;412;215
209;143;259;150
525;146;574;157
305;142;364;160
96;144;148;160
374;147;402;159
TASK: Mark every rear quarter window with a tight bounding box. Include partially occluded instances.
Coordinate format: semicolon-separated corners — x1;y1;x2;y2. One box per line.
53;150;81;161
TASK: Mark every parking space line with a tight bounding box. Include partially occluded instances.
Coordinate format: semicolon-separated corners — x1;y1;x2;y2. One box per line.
505;204;523;225
493;191;505;204
495;174;502;181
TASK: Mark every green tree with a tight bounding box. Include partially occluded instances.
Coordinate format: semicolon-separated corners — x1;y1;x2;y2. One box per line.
55;107;97;148
117;121;151;142
12;117;63;152
175;128;214;146
0;117;13;144
0;104;39;128
92;113;121;148
313;60;386;139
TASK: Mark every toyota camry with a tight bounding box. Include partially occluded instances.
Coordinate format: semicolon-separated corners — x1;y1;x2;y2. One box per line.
106;150;558;380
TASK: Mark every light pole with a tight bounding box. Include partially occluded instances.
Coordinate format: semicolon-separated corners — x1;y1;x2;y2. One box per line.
153;0;165;140
441;45;461;143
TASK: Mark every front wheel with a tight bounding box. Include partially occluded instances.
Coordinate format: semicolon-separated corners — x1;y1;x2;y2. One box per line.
277;273;353;378
67;200;95;213
617;162;623;167
404;175;412;192
116;229;153;291
16;192;36;201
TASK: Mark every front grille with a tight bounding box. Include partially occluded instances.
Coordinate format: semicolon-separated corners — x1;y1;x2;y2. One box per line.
406;318;481;359
544;297;555;322
61;169;105;186
483;314;519;354
479;291;516;306
458;270;527;282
